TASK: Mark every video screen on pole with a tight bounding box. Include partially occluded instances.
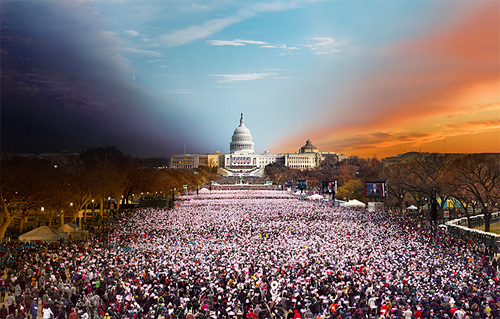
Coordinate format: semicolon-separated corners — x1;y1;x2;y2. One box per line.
365;181;387;198
321;181;337;194
296;180;307;190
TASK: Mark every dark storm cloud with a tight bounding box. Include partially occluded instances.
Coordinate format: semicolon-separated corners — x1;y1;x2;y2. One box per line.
1;0;195;156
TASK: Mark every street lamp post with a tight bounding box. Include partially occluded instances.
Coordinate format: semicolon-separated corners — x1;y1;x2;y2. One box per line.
39;207;44;229
91;199;95;226
58;210;63;227
400;194;404;213
108;197;111;223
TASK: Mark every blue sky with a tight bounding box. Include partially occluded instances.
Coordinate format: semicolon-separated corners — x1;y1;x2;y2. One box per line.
2;1;498;157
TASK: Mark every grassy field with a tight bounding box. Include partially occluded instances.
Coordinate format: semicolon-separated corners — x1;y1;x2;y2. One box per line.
473;222;500;235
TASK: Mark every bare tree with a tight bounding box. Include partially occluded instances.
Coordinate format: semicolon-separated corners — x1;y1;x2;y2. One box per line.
450;154;500;231
402;153;453;221
382;162;410;209
0;155;53;238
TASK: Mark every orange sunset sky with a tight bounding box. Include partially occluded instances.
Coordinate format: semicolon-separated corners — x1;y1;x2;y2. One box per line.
273;2;499;159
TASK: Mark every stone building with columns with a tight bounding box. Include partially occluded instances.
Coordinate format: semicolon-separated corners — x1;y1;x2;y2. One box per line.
170;113;344;176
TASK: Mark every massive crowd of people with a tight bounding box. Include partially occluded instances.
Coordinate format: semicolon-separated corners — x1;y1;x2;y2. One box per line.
0;190;499;319
218;176;265;185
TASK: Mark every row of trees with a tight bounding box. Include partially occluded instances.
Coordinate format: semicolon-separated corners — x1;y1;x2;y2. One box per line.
266;153;500;230
382;153;499;230
0;146;217;238
265;155;381;191
2;148;498;238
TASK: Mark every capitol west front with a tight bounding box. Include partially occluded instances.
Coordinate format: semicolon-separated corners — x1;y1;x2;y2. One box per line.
170;114;345;176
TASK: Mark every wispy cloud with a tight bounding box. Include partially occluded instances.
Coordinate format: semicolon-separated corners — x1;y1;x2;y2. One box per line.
211;72;278;83
439;119;500;131
262;43;299;50
189;3;210;11
159;2;301;47
207;39;268;46
279;44;299;50
160;17;241;47
122;47;162;57
125;30;140;36
447;103;500;118
305;37;352;55
207;39;300;56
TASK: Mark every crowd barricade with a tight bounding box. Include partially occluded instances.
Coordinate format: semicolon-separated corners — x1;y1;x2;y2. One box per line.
212;184;277;191
445;212;500;248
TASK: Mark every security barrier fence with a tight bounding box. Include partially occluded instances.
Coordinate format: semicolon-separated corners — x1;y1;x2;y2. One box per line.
445;212;500;248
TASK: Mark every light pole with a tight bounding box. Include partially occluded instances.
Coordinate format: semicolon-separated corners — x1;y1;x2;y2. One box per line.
400;194;404;212
107;197;112;224
40;207;44;229
91;199;95;226
194;171;199;196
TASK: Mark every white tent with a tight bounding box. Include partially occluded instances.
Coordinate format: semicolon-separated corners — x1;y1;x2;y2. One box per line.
199;187;209;192
18;226;67;242
407;205;418;210
58;223;79;233
343;199;367;208
308;194;324;201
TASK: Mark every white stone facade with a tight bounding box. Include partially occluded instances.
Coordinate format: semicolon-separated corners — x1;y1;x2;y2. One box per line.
170;114;344;174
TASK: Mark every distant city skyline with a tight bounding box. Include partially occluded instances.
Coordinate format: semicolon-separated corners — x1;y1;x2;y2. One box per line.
1;1;498;158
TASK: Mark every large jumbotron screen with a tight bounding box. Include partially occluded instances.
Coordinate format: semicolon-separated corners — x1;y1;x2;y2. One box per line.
321;181;337;194
365;181;387;198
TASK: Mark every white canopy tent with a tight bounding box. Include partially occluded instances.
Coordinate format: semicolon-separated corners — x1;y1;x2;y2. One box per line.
18;226;67;242
407;205;418;210
58;223;79;233
307;194;324;201
199;187;209;192
342;199;367;208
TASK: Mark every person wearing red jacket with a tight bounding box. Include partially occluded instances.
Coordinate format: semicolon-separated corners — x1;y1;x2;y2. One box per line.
293;309;301;319
380;302;389;317
246;309;258;319
414;307;423;319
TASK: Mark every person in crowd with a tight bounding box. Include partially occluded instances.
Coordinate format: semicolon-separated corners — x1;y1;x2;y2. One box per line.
41;305;53;319
30;300;37;319
0;305;8;319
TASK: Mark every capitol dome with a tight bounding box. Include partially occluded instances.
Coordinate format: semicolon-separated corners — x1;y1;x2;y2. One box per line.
230;113;255;154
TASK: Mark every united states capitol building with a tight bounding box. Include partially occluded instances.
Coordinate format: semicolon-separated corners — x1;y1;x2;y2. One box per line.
170;114;346;177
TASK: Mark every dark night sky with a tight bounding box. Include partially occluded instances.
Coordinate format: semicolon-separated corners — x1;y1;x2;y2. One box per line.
0;0;197;157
